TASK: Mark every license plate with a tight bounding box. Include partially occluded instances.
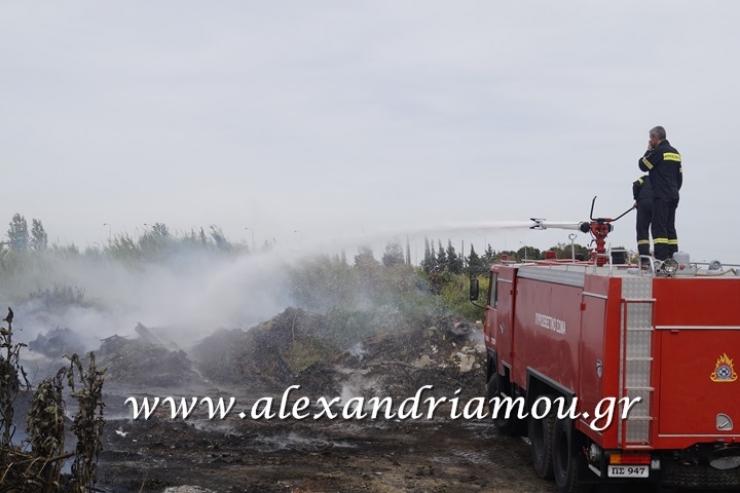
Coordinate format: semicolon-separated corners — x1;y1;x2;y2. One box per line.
607;465;649;478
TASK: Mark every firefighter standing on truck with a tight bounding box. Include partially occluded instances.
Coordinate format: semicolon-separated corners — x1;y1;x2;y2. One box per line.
638;126;682;261
633;174;653;261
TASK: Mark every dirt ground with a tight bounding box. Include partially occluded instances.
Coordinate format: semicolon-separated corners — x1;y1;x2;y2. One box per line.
98;392;557;493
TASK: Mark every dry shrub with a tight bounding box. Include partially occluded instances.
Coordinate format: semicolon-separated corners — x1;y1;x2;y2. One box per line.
1;308;105;493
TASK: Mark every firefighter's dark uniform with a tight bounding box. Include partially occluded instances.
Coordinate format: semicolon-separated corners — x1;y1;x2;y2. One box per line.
638;140;683;261
633;175;653;258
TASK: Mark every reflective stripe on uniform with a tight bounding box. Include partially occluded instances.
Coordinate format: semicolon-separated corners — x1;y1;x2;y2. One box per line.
663;152;681;162
642;157;653;169
667;239;679;245
653;238;669;244
636;178;644;184
679;166;683;173
637;239;651;245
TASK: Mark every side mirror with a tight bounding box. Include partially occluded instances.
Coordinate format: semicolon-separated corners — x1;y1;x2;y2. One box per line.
469;278;480;301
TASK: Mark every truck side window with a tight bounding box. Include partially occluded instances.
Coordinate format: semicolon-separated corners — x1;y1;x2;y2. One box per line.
489;273;498;308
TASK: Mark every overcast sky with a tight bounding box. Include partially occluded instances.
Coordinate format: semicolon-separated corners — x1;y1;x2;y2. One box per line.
2;2;739;262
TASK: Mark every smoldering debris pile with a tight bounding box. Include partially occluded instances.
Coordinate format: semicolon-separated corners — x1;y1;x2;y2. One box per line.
192;308;341;390
192;307;485;398
24;322;198;387
22;307;485;397
96;325;198;387
28;326;87;358
296;318;485;399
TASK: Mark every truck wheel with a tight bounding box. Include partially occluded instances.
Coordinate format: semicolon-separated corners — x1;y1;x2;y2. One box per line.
487;373;524;436
528;394;556;479
552;417;592;493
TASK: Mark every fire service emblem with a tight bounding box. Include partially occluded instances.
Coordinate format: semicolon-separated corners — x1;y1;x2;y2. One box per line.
710;353;738;383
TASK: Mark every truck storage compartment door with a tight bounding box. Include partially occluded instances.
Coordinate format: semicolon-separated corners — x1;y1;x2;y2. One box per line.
658;328;740;436
579;296;606;430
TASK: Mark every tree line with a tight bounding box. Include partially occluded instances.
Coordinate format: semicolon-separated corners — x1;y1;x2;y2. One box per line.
0;213;281;271
6;214;48;252
367;236;595;277
3;213;596;273
417;238;594;277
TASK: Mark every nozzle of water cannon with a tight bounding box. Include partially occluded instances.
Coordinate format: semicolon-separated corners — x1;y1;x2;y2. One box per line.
530;218;546;230
579;222;590;233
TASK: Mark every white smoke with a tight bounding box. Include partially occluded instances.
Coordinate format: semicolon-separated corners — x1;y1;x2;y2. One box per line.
3;247;294;350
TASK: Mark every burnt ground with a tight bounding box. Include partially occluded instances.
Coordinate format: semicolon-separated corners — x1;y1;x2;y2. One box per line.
91;308;568;493
23;308;697;492
98;397;554;493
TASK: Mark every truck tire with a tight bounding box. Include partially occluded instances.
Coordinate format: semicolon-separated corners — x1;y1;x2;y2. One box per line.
552;417;592;493
529;394;556;479
487;373;525;436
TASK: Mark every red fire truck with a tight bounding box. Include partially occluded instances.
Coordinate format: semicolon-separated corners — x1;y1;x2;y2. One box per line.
470;202;740;492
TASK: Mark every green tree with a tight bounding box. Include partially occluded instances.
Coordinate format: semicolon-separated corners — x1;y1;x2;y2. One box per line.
517;245;542;261
466;244;486;277
104;233;141;264
446;240;462;274
354;245;381;285
209;225;229;250
421;237;436;273
150;222;170;238
436;240;447;272
354;245;376;266
547;242;591;261
30;219;48;251
483;244;495;266
7;214;29;252
139;222;172;258
382;241;405;267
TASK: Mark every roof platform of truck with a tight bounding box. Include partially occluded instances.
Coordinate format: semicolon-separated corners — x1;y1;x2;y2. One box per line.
499;259;740;285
